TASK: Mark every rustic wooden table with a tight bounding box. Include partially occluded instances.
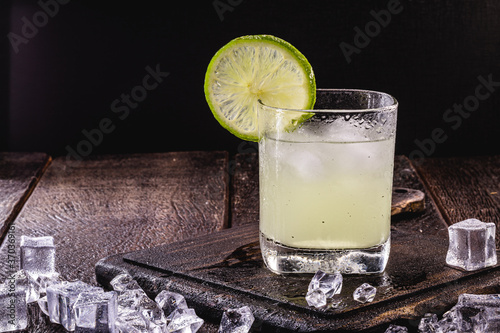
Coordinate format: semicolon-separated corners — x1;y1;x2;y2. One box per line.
0;152;498;332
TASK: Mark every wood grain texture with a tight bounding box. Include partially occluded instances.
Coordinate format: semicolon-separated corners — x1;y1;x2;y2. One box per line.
415;155;500;246
230;153;259;227
0;152;229;285
0;153;50;240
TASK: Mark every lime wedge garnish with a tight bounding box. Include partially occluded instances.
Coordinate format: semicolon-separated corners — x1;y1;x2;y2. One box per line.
204;35;316;142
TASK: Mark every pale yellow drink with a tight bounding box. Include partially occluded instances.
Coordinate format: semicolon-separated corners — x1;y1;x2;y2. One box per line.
259;137;394;250
258;89;397;274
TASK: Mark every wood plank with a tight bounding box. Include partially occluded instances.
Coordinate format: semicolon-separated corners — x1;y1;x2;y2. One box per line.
97;155;466;331
0;152;50;240
0;152;229;285
414;155;500;247
231;153;258;227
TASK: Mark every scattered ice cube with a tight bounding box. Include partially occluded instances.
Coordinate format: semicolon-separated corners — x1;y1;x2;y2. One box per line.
46;280;102;331
37;295;49;316
458;293;500;307
0;277;28;332
384;324;408;332
155;290;188;317
166;308;204;333
137;294;166;330
110;273;142;292
20;235;56;278
328;294;344;309
117;289;147;311
36;272;61;295
74;290;117;332
418;313;439;333
457;294;500;332
218;306;254;333
455;305;488;333
353;283;376;303
115;308;148;332
308;270;342;298
111;273;167;332
11;270;38;304
446;219;497;271
436;306;459;332
305;289;327;308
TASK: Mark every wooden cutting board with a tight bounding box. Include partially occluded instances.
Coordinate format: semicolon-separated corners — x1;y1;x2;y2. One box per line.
95;156;500;331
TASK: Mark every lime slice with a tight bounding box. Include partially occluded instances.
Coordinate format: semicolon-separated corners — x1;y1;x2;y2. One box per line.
204;35;316;142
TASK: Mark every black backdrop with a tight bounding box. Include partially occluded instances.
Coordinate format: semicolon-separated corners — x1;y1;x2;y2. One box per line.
3;0;500;160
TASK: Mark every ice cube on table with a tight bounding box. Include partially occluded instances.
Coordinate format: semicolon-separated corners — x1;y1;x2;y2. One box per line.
446;219;497;271
305;289;327;308
218;306;254;333
384;324;408;332
457;294;500;332
74;290;117;333
20;235;56;278
166;308;204;333
308;270;343;298
353;283;377;303
0;278;28;332
36;272;61;295
155;290;188;317
37;295;49;316
10;270;39;304
46;280;102;331
455;305;488;333
116;289;147;310
436;306;460;332
115;309;148;333
137;294;166;329
418;313;439;333
109;273;142;293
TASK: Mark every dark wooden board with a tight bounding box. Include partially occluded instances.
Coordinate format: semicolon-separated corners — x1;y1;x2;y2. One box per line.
0;152;50;241
415;155;500;247
96;155;491;332
0;152;229;284
96;222;500;332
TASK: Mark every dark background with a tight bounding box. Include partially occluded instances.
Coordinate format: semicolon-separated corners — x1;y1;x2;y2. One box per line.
2;0;499;159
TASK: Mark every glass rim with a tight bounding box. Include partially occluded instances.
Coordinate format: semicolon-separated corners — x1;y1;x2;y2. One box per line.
259;88;398;114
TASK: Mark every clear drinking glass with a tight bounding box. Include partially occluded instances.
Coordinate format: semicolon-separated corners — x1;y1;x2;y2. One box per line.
258;89;398;274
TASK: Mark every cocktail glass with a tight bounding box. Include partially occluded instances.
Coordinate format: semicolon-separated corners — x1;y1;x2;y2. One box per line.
258;89;398;274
